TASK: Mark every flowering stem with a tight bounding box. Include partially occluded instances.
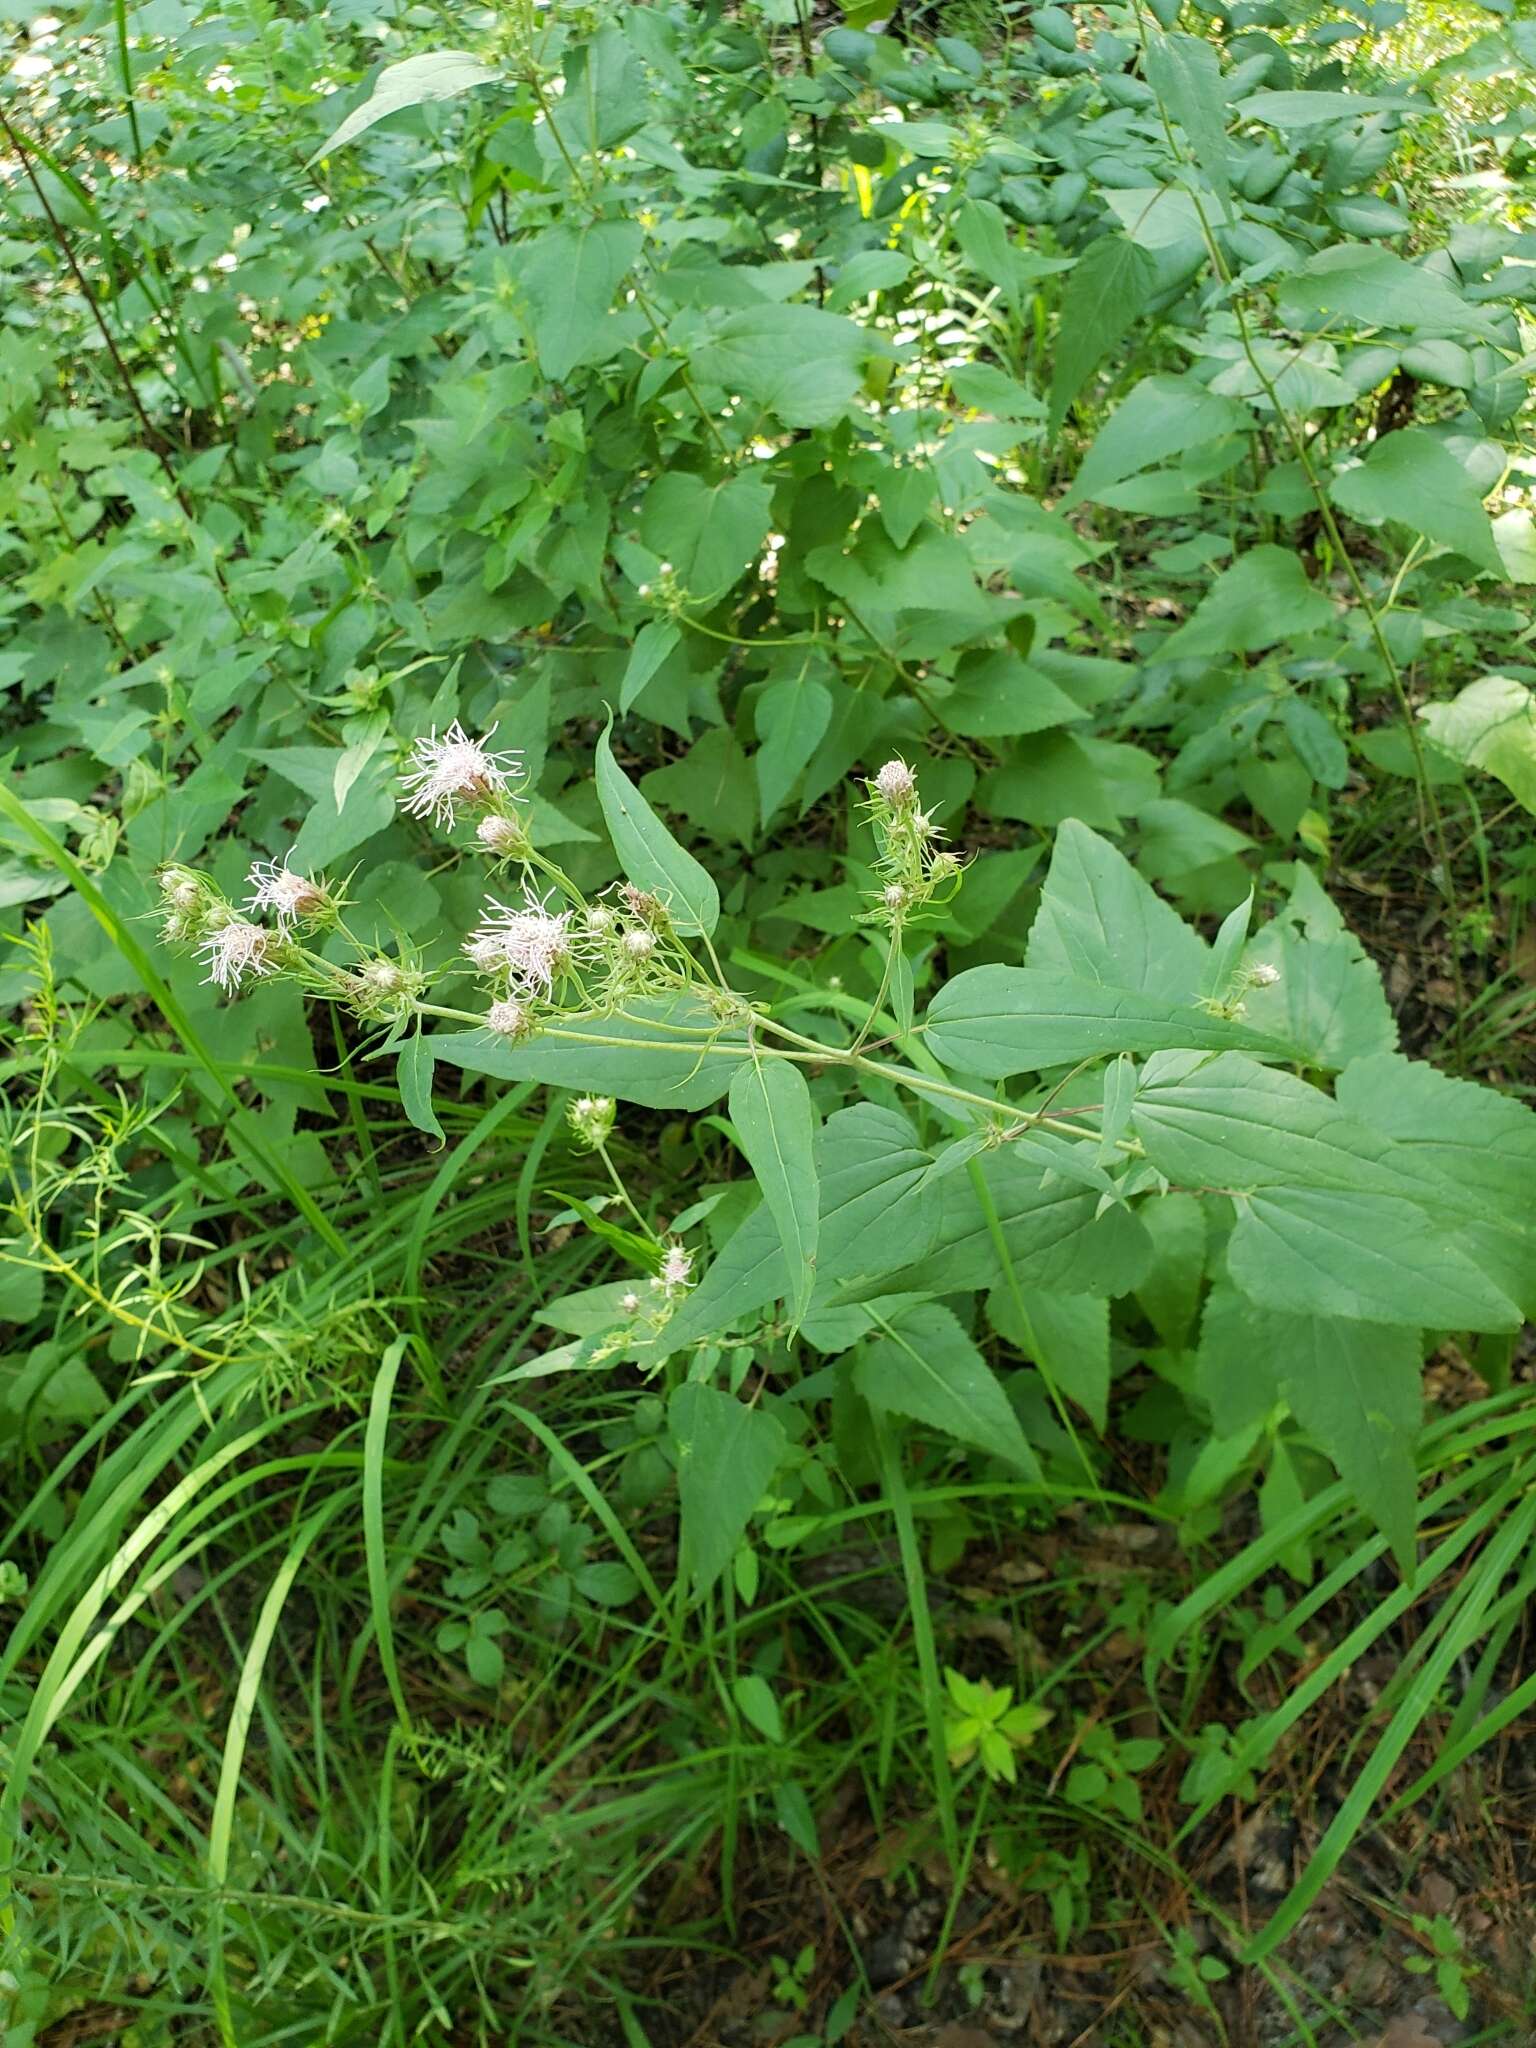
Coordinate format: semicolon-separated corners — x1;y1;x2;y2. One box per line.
593;1140;660;1243
413;1002;1093;1142
848;927;902;1058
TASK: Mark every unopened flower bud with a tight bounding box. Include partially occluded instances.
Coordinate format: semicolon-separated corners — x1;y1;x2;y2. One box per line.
620;885;668;929
568;1093;616;1149
487;997;534;1040
622;928;656;961
873;758;917;807
883;883;907;911
361;959;403;995
476;811;529;857
160;868;202;913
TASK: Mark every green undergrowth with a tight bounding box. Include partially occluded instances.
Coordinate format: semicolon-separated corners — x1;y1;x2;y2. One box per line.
5;0;1536;2042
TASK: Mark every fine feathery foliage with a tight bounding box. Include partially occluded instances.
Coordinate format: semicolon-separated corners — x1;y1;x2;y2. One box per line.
5;0;1536;2040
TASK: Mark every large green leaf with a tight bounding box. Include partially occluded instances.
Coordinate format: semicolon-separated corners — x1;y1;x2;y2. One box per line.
669;1384;787;1597
1240;865;1397;1069
1228;1186;1517;1332
1240;89;1428;131
855;1303;1038;1475
898;1151;1153;1300
1063;376;1251;508
1145;31;1231;211
1196;1285;1421;1568
815;1104;938;1286
1047;234;1158;433
1277;245;1489;340
1329;430;1502;575
924;968;1292;1079
660;1204;784;1353
662;1104;938;1348
1134;1053;1521;1329
308;51;500;163
755;668;833;824
729;1059;819;1327
595;724;720;936
1025;820;1209;1003
1335;1053;1536;1317
1161;547;1336;660
639;469;774;604
521;221;643;382
1419;675;1536;814
690;304;886;429
988;1284;1110;1432
1133;1050;1443;1200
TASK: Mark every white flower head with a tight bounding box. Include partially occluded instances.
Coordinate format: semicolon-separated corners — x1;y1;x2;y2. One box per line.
659;1244;693;1293
620;1289;641;1314
245;853;327;931
873;757;918;807
196;918;274;995
467;894;572;994
399;721;522;829
1251;962;1281;987
486;997;533;1040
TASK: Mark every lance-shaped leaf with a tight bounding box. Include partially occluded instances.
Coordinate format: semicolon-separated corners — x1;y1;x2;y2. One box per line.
309;52;500;164
924;968;1292;1078
596;723;720;936
670;1384;786;1598
729;1059;819;1328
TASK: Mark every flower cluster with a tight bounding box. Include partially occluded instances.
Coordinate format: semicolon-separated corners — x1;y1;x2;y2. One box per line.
860;758;967;931
465;893;574;996
156;855;336;997
617;1241;693;1322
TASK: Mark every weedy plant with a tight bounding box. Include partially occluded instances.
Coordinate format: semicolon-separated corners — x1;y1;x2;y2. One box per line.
5;0;1536;2040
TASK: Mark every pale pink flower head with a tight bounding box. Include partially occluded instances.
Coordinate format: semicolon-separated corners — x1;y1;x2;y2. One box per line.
873;757;917;807
245;853;327;931
399;721;521;829
196;918;274;995
486;997;533;1040
659;1244;693;1293
468;894;572;994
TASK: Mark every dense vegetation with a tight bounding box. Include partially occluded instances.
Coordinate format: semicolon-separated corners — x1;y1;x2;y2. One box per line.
4;0;1536;2041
